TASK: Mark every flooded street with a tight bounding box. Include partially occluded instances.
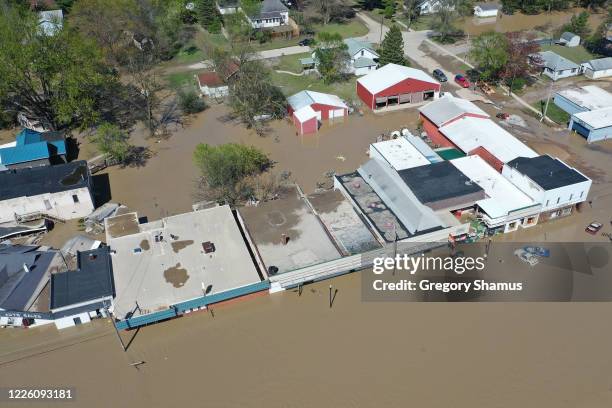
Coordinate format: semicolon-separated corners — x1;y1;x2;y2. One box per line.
2;272;612;407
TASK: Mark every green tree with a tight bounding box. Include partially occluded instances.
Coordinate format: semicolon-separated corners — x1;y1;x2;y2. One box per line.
92;123;132;163
378;25;408;66
501;0;521;14
0;4;117;130
562;11;591;38
197;0;223;34
470;31;508;81
500;32;541;94
382;0;396;18
178;89;207;114
314;32;350;83
193;143;271;205
429;0;462;43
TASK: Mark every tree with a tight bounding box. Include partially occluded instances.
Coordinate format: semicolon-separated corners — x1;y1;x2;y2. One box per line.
403;0;422;28
193;143;271;205
470;31;508;81
576;0;607;11
562;11;591;38
585;7;612;55
314;32;350;83
429;0;462;43
382;0;396;18
92;123;132;163
378;25;408;66
178;89;207;114
500;32;541;94
0;4;117;130
197;0;223;33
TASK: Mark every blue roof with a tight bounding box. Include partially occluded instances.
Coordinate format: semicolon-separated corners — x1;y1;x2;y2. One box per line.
0;142;50;165
0;129;66;165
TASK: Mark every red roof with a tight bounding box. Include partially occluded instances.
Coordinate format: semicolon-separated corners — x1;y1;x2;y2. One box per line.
197;72;224;87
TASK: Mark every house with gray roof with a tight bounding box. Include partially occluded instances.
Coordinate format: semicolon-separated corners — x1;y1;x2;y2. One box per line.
531;51;581;81
247;0;288;29
343;38;379;75
559;32;580;47
473;2;499;18
582;57;612;79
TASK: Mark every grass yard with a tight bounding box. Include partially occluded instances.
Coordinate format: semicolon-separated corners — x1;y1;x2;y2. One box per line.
405;15;433;31
312;20;369;38
540;45;597;63
164;71;198;90
532;99;570;125
273;52;312;72
174;45;205;65
270;70;358;103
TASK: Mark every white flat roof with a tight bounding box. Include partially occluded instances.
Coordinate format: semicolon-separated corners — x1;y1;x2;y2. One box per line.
574;106;612;130
357;63;438;94
556;85;612;111
439;117;538;163
450;155;538;219
107;206;261;319
294;105;318;122
370;137;430;170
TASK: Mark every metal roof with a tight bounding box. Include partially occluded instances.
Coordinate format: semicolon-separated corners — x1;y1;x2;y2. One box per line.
584;57;612;71
287;90;348;111
536;51;580;71
556;85;612;111
293;105;318;122
50;247;115;310
438;117;538;163
0;142;50;165
506;155;589;190
0;160;90;201
357;63;439;94
252;0;288;19
475;2;500;10
574;106;612;130
16;128;66;156
357;159;445;234
419;94;489;126
354;57;377;68
370;137;430;171
561;32;579;41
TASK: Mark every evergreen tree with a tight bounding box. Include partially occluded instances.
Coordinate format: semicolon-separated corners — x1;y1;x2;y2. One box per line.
197;0;222;34
562;11;591;38
378;25;408;66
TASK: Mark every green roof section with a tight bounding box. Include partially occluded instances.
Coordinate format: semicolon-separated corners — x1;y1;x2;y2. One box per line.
435;147;466;160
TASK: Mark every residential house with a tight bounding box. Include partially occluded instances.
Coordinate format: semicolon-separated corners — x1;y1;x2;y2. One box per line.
473;3;500;18
343;38;379;76
196;62;238;98
531;51;581;81
417;0;454;15
0;129;67;170
356;63;440;111
581;57;612;79
0;161;95;224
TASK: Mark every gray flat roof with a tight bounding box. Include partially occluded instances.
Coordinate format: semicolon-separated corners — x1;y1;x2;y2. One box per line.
507;155;589;190
108;206;262;319
239;186;341;274
0;160;90;201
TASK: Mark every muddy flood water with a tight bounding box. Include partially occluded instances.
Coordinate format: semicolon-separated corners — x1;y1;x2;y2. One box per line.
458;8;606;36
2;272;612;407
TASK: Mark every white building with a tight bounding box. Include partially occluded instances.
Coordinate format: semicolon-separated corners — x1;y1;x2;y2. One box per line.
582;57;612;79
417;0;454;15
216;0;240;14
196;72;229;98
473;3;500;18
343;38;379;76
450;155;541;233
532;51;581;81
369;137;431;171
559;32;580;47
0;161;94;224
247;0;289;29
502;155;591;221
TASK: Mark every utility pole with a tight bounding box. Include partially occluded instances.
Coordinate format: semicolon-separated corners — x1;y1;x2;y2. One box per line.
380;15;384;44
541;60;557;122
106;306;126;352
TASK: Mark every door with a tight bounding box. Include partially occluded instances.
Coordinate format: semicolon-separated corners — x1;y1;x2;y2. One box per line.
331;109;345;119
73;317;82;325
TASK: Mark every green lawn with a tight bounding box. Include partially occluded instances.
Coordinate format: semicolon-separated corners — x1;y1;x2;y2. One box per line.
174;45;205;65
164;71;198;90
532;99;570;125
270;71;358;103
404;15;433;31
273;52;312;72
540;45;596;63
312;20;369;38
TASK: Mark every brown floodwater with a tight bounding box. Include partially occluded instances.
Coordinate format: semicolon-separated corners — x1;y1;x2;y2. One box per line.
458;8;606;36
2;272;612;407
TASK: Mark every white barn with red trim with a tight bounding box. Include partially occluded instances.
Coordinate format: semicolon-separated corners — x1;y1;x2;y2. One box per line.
287;90;348;134
356;64;440;111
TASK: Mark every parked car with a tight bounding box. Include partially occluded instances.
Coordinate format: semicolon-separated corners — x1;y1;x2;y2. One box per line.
585;222;603;235
432;69;447;82
454;74;470;88
523;246;550;258
514;249;539;266
298;38;314;46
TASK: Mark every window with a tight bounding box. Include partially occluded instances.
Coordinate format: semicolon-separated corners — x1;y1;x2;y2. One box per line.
72;194;79;203
580;191;584;198
545;200;549;207
44;199;52;210
556;197;560;204
361;50;364;56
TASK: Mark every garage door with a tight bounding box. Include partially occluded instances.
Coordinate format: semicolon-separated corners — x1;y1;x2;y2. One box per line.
571;121;590;137
330;109;345;119
399;94;411;103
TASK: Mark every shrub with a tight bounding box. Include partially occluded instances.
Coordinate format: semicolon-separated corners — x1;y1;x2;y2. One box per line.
179;89;207;114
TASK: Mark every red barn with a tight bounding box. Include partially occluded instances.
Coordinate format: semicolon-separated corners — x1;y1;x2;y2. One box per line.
292;106;319;135
356;63;440;111
287;90;349;135
418;94;490;147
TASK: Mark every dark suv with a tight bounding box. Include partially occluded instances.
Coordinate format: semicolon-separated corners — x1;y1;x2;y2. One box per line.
432;69;448;82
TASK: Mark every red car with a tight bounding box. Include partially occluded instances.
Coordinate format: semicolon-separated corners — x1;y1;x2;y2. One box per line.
454;74;470;88
585;222;603;235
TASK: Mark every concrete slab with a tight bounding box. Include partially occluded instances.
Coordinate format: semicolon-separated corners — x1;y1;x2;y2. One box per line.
239;186;341;275
107;205;262;319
